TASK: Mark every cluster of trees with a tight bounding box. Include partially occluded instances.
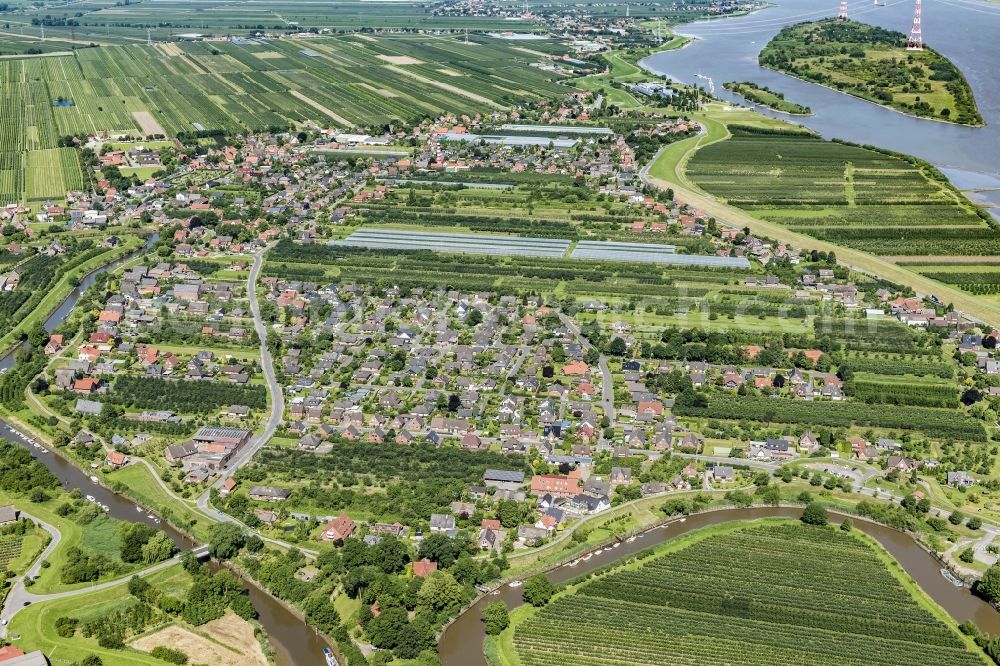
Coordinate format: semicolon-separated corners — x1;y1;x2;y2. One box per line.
240;524;505;663
62;554;253;652
57;503;173;583
231;445;530;527
103;376;267;413
119;522;175;565
0;441;60;496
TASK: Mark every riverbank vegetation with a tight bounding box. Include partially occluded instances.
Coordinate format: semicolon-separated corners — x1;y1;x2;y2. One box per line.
228;525;504;664
723;81;812;115
503;521;986;665
759;19;982;126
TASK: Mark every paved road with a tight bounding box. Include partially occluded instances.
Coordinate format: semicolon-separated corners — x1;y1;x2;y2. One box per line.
188;244;318;558
199;245;282;502
0;511;60;635
559;313;616;426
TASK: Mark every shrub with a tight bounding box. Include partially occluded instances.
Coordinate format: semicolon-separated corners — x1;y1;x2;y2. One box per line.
150;646;188;664
801;502;828;526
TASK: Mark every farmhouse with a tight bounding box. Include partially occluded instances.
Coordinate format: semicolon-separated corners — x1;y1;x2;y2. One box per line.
320;514;356;543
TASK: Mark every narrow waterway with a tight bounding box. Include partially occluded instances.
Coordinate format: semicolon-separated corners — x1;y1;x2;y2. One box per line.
438;506;1000;666
0;231;332;665
0;233;159;372
642;0;1000;183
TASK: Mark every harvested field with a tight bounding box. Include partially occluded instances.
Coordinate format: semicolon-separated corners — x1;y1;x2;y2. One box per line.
358;82;397;97
384;65;500;106
513;46;549;57
131;614;266;666
132;111;166;137
156;42;183;57
289;90;356;127
377;54;424;65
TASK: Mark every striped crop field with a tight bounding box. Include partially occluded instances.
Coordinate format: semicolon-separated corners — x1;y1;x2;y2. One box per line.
0;33;573;206
509;523;985;666
686;128;997;256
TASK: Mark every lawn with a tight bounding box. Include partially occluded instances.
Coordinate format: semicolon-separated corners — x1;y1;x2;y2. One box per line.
8;564;193;666
106;464;214;543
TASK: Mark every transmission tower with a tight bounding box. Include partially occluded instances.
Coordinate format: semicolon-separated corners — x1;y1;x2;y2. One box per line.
838;0;848;20
906;0;923;50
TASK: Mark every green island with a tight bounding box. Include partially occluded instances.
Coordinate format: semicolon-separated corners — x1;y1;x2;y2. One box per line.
723;81;813;115
759;19;982;125
497;520;986;666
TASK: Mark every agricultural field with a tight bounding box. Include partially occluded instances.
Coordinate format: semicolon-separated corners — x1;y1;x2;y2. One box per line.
685;127;999;256
330;228;572;258
759;19;982;125
674;393;987;442
0;32;575;205
0;60;84;205
0;34;573;140
267;238;751;306
901;264;1000;297
507;522;985;666
0;0;730;48
330;229;750;269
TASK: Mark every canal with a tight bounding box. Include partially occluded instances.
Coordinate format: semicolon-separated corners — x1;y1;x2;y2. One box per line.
438;506;1000;666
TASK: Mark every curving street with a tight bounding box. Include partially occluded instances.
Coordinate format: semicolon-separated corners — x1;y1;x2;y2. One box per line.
198;244;283;505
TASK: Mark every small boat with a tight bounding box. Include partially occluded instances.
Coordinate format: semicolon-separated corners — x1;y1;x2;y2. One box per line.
612;542;620;549
147;514;155;520
323;647;338;666
637;532;645;538
626;536;636;543
102;505;110;513
941;568;965;587
569;559;580;567
508;580;522;588
90;476;99;483
85;495;95;502
678;518;687;523
153;519;160;524
581;552;592;561
136;506;144;512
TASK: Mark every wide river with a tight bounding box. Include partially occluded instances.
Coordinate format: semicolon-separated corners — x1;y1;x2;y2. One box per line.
438;506;1000;666
642;0;1000;194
